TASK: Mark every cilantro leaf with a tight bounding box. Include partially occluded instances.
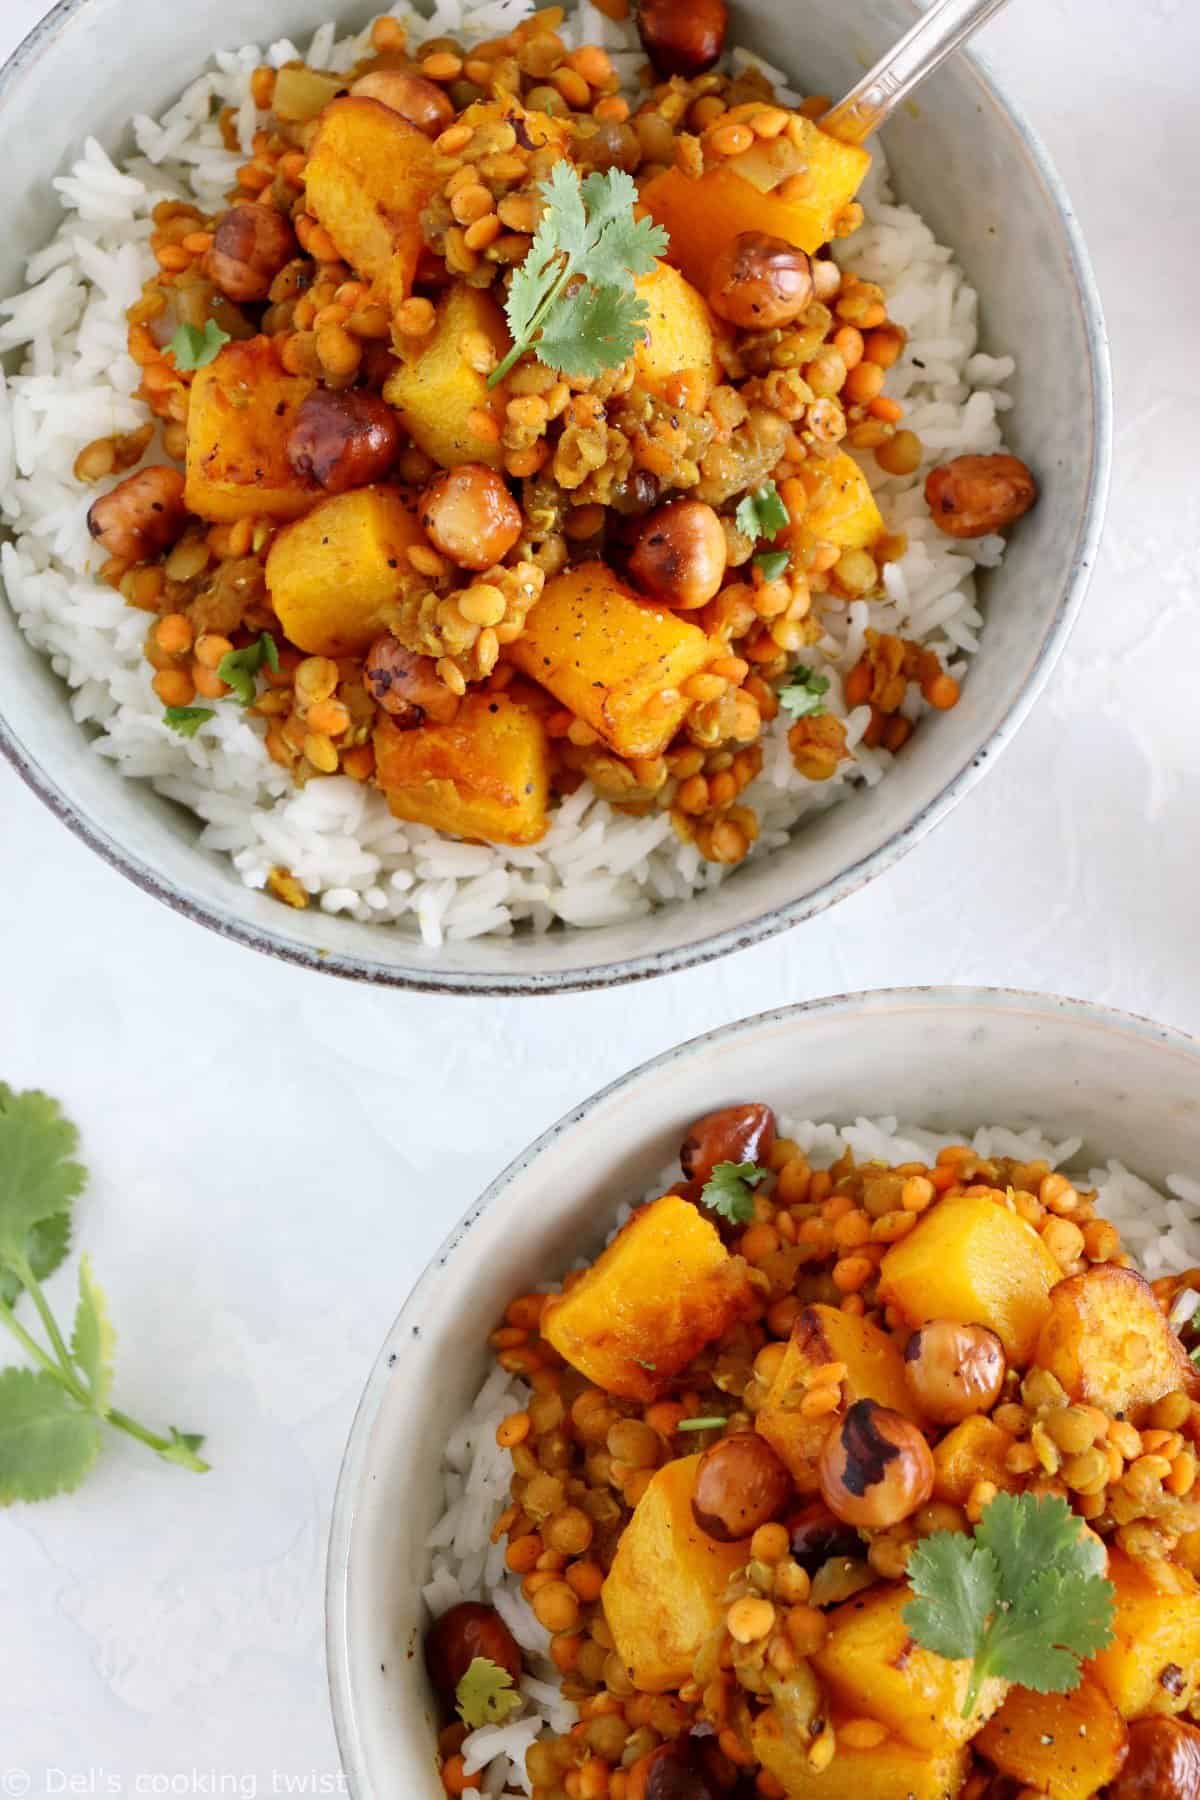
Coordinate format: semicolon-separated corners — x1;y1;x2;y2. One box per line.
456;1657;524;1730
169;320;230;372
754;550;790;583
777;666;831;720
163;706;215;737
701;1161;770;1225
905;1494;1115;1716
492;165;668;386
0;1086;85;1273
735;481;790;542
905;1530;999;1662
0;1368;102;1504
217;633;279;707
0;1085;209;1499
70;1255;115;1409
0;1212;70;1311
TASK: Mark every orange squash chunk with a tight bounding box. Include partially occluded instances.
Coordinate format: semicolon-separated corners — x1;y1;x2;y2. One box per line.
975;1679;1128;1800
383;282;511;473
1035;1265;1196;1420
540;1194;753;1403
184;338;317;524
754;1711;966;1800
1089;1551;1200;1720
756;1304;913;1489
643;119;871;290
878;1193;1061;1361
266;486;428;657
305;97;442;316
509;561;712;760
374;694;550;848
633;261;720;409
814;1582;1008;1751
780;452;884;560
602;1455;751;1693
931;1415;1020;1507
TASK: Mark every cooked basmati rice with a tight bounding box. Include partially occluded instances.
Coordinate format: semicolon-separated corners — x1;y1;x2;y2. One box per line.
428;1115;1200;1795
0;2;1014;946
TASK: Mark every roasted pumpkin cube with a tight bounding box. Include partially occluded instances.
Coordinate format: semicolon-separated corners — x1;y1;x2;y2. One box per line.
931;1415;1019;1507
642;120;871;290
780;453;884;558
756;1304;914;1489
305;97;441;316
184;338;317;524
374;694;550;848
383;282;511;473
754;1710;966;1800
814;1582;1008;1750
266;486;426;656
1035;1265;1195;1420
975;1679;1128;1800
602;1454;751;1692
633;261;720;409
509;561;712;760
1089;1551;1200;1720
877;1193;1061;1362
540;1194;753;1403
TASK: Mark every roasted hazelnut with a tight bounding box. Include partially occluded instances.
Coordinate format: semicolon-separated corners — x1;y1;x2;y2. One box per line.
1109;1718;1200;1800
349;70;455;135
783;1499;863;1574
364;636;461;728
425;1602;522;1717
637;0;728;78
286;388;400;492
708;233;815;331
208;203;297;304
420;465;523;572
818;1399;934;1528
680;1103;776;1187
903;1320;1006;1425
692;1432;791;1542
86;466;188;563
628;499;727;610
628;1737;725;1800
924;453;1038;538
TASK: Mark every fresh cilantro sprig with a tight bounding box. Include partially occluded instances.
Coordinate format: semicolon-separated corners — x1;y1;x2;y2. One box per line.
754;549;790;583
701;1161;770;1225
0;1085;208;1503
169;320;230;372
456;1657;523;1730
905;1493;1115;1716
778;666;831;720
217;632;280;706
735;481;790;542
163;706;215;738
489;165;668;386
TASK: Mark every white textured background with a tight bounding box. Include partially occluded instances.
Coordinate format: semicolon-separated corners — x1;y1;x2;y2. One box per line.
0;0;1197;1793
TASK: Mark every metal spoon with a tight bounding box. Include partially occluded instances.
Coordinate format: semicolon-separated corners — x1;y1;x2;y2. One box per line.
821;0;1015;144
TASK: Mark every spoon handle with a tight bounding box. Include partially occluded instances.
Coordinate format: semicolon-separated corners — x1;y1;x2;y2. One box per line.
821;0;1015;144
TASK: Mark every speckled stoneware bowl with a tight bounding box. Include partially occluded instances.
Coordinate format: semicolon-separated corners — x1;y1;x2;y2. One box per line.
326;988;1200;1796
0;3;1111;992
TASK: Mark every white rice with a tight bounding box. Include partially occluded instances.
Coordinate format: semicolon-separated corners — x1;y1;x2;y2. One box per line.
430;1115;1200;1795
0;2;1013;946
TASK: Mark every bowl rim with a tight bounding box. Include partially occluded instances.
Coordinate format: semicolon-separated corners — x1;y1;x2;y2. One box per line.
0;4;1113;995
324;984;1196;1795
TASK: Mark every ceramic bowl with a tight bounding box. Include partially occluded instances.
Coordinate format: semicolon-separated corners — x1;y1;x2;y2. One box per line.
0;3;1110;991
326;987;1200;1796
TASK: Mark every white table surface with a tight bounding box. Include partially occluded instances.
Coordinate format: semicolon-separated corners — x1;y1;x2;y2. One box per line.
1;0;1197;1792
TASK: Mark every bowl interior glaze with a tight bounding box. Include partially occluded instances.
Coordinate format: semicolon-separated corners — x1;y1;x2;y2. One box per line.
0;2;1109;990
327;990;1199;1796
